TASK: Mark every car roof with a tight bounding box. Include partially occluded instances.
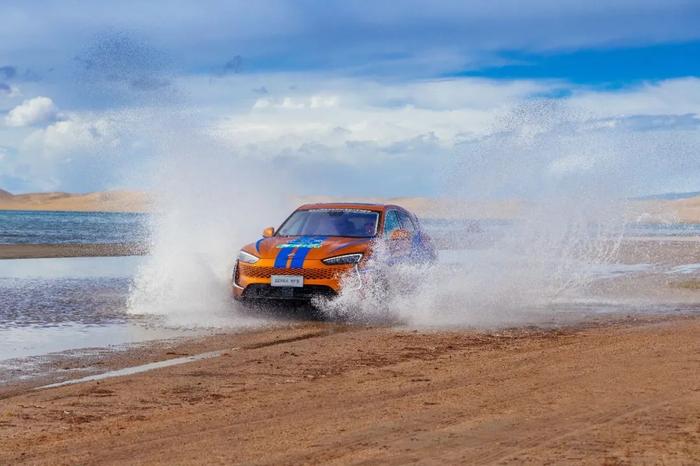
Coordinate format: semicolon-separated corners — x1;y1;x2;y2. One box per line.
296;202;407;213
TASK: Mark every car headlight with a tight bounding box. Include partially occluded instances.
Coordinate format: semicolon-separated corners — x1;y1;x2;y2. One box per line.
322;253;363;265
238;250;259;264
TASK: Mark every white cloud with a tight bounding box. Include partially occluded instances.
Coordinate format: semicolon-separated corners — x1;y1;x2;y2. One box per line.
251;94;339;110
252;98;271;109
548;154;597;176
4;73;699;196
4;96;60;127
1;111;131;192
213;77;552;156
204;74;700;197
212;76;698;155
22;114;120;157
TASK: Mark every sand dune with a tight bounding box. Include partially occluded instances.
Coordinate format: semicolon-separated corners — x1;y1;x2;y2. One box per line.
2;188;699;222
631;196;700;224
0;189;519;218
301;194;700;223
0;189;151;213
297;195;521;220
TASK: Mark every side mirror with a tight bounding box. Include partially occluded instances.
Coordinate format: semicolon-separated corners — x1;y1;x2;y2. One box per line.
262;227;275;238
390;229;411;241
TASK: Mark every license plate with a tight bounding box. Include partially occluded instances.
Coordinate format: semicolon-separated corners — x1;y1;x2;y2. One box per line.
271;275;303;287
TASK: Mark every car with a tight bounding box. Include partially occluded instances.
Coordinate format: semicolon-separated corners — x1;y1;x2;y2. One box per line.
232;202;436;303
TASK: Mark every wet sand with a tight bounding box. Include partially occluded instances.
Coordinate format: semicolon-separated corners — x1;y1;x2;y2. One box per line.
1;315;698;464
0;243;147;259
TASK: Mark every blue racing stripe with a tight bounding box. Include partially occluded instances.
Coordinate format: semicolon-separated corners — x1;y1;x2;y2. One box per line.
273;236;308;269
255;238;264;253
274;247;295;268
290;236;326;269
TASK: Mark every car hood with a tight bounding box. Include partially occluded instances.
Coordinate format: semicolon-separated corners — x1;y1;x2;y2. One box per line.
242;235;373;262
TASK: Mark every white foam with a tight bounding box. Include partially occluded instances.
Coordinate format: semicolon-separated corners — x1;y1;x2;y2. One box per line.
666;263;700;275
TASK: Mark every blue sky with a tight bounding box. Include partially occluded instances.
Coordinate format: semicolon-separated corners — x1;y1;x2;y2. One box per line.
1;0;699;197
459;41;700;85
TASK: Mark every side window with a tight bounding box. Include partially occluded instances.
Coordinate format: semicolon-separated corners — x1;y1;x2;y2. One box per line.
383;210;401;237
397;211;416;232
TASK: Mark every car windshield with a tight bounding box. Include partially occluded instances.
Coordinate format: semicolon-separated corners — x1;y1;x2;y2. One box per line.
277;209;379;238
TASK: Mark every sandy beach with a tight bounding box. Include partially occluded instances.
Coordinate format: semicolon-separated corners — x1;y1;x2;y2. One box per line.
1;315;698;465
0;243;147;260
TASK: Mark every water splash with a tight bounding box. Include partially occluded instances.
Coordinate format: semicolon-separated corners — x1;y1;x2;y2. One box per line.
316;105;631;327
126;133;291;326
117;65;683;328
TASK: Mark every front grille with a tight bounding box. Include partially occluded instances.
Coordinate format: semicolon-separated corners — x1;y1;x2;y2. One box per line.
238;263;341;280
242;284;336;300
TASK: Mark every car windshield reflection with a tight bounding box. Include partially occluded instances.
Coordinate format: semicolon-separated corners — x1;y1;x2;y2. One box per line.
276;209;379;238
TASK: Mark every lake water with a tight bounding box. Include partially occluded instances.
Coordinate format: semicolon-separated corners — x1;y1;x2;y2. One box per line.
0;210;149;244
1;210;698;247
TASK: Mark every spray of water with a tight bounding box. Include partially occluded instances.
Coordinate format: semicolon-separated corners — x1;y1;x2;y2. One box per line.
69;34;293;327
316;104;630;327
82;34;675;329
129;101;640;328
126;128;293;326
317;207;626;327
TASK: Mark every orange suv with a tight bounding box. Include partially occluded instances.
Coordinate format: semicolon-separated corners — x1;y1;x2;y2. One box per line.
232;203;436;302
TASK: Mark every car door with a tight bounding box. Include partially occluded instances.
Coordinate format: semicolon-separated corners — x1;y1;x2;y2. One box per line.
396;210;419;261
383;209;410;263
398;210;436;263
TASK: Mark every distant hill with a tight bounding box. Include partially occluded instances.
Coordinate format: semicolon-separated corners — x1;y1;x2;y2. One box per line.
301;194;700;223
1;188;699;223
0;189;151;213
297;195;521;220
634;191;700;201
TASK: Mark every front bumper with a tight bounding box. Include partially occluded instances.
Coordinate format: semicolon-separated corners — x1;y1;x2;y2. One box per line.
232;258;353;301
239;284;336;300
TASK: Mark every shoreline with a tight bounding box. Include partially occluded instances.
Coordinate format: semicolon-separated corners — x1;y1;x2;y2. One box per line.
0;314;698;464
2;236;698;261
0;243;148;259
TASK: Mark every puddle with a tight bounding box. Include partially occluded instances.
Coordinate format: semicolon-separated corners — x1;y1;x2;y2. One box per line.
584;262;652;278
0;323;203;361
0;256;206;362
666;263;700;275
0;256;143;279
